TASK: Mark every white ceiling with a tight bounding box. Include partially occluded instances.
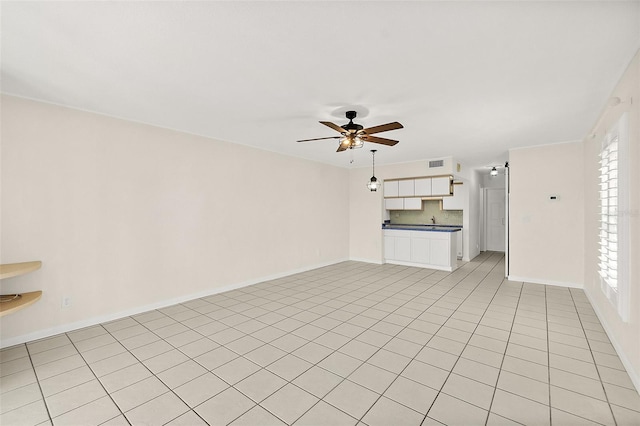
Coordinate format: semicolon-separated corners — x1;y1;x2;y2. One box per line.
2;1;639;169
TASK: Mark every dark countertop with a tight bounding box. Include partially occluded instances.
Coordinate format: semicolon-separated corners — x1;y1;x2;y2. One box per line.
382;224;462;232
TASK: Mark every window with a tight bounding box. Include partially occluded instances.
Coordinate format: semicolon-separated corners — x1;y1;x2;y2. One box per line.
598;112;629;321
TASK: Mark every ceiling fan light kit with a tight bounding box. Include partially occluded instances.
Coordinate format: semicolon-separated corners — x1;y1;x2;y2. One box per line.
297;110;403;152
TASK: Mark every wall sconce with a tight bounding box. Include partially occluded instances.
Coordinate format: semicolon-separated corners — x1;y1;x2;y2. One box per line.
367;149;380;191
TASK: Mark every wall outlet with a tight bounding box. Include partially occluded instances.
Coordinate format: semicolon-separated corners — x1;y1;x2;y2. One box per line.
61;296;72;309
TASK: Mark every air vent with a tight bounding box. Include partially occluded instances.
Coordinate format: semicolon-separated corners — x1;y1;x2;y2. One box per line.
429;160;444;168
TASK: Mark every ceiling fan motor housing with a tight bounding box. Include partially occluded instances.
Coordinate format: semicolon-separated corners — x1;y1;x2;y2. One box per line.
342;111;363;133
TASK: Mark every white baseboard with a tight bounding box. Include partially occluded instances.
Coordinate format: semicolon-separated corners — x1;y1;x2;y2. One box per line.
507;275;583;289
0;258;348;348
584;290;640;394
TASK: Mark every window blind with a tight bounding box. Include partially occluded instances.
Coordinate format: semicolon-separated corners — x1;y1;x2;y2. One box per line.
597;111;629;322
598;137;618;291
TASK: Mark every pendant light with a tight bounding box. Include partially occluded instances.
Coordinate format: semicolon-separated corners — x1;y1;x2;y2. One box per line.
367;149;380;191
490;166;498;176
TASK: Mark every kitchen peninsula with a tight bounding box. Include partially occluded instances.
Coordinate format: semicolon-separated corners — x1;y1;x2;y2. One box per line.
383;224;461;271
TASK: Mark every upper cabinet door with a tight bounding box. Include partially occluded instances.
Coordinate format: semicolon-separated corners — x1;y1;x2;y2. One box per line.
384;198;404;210
442;184;467;210
398;180;415;197
414;178;432;196
431;176;452;196
403;198;423;210
384;180;399;197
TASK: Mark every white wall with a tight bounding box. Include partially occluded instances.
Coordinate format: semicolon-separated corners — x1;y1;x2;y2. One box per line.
508;141;585;287
0;95;350;346
583;50;639;390
348;166;385;264
466;171;481;261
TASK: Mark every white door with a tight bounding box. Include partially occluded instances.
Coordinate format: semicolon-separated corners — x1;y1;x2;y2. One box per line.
486;188;506;252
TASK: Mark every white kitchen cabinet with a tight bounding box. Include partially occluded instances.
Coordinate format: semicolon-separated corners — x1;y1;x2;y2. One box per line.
430;238;450;266
403;198;422;210
456;230;463;259
414;178;432;196
411;233;431;263
384;234;396;260
384;230;411;262
385;197;422;211
383;180;399;197
384;229;458;271
431;176;452;196
398;180;415;197
384;198;404;210
395;234;411;262
442;184;466;210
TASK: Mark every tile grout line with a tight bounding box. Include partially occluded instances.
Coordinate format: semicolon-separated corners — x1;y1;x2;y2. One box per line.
99;320;212;425
115;263;436;425
321;253;506;425
346;255;502;423
242;264;450;424
63;328;133;425
23;342;56;425
220;263;435;424
567;287;619;426
222;260;486;424
414;258;508;424
481;275;526;426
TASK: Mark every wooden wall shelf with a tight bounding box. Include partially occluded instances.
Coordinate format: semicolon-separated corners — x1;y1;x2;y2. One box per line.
0;291;42;317
0;261;43;316
0;261;42;280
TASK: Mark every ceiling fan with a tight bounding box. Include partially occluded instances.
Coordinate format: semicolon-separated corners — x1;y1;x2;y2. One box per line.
297;111;403;152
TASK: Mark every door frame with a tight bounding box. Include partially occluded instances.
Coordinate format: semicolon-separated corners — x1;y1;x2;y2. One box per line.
504;163;510;278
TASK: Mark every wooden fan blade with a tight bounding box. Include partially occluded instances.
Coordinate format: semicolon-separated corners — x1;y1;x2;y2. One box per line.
362;122;403;135
296;136;341;142
320;121;346;134
363;135;399;146
336;143;349;152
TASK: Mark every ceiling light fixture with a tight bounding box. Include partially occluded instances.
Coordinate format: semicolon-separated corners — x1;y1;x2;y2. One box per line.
490;167;498;176
341;135;364;149
367;149;380;191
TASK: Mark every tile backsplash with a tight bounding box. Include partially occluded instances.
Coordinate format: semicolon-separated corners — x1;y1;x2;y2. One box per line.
389;200;463;225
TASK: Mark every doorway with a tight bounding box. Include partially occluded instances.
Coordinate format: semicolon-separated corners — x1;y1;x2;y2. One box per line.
485;188;506;252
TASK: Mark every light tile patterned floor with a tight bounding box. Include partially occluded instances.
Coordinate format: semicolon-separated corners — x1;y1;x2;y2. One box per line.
2;253;639;425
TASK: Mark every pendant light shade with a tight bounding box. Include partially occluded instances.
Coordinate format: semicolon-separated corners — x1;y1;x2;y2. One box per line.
367;176;379;191
490;166;498;176
367;150;380;191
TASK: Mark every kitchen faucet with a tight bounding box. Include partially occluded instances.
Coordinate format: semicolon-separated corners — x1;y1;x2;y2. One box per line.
431;216;436;224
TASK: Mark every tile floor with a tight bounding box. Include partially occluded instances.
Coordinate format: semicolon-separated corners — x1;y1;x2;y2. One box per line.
1;252;640;425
